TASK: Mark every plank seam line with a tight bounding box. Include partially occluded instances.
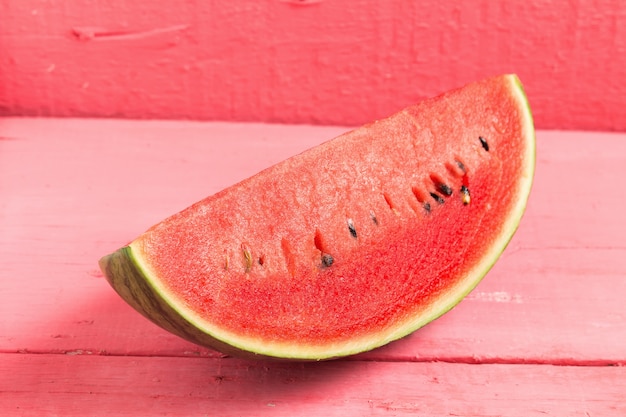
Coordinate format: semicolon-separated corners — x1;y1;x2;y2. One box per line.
2;351;624;367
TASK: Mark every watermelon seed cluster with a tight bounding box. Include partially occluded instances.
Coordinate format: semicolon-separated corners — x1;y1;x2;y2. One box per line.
426;173;452;206
232;136;488;275
411;151;475;213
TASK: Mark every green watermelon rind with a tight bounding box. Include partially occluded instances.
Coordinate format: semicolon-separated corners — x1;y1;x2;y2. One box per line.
100;74;535;360
100;247;255;358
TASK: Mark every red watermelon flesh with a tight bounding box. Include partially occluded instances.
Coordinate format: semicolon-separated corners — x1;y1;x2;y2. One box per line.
100;74;535;360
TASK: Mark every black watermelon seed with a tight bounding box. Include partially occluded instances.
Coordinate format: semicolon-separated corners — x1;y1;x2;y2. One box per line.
424;202;431;213
479;136;489;151
347;218;357;238
370;211;379;225
436;183;453;197
456;159;466;173
430;192;445;204
321;253;334;268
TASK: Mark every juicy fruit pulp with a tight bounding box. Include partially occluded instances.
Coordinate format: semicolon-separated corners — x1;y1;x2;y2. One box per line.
100;74;535;360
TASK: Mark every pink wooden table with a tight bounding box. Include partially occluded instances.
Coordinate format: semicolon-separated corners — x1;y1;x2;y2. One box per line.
1;117;625;415
2;1;626;413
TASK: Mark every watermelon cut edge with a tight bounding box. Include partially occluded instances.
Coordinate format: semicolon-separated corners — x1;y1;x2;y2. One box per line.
100;74;535;360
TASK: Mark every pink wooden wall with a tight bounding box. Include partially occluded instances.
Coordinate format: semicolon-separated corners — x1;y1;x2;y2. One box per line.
1;0;625;130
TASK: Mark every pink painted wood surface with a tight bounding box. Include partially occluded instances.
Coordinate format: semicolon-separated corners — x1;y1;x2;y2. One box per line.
2;355;625;416
1;118;625;414
1;1;626;131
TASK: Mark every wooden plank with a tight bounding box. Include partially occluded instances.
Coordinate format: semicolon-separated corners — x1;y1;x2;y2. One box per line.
1;118;625;365
1;353;624;416
1;1;626;130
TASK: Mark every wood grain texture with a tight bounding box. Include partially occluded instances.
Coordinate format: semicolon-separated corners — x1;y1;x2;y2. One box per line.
1;118;625;363
2;354;625;416
1;118;625;414
1;0;626;130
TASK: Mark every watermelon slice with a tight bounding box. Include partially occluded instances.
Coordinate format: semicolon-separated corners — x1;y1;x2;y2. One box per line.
100;74;535;360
